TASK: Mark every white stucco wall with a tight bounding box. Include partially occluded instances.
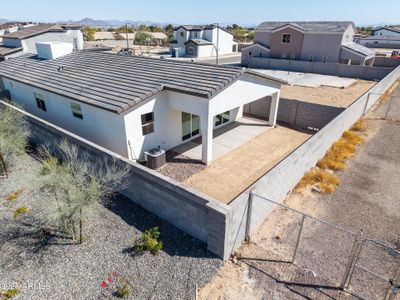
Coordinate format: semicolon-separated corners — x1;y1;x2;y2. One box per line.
203;28;234;55
3;78;128;157
196;44;216;57
3;30;83;55
122;92;184;160
341;25;355;44
300;32;344;63
36;42;74;60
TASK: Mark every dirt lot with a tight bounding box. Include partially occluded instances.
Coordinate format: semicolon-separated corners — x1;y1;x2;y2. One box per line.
198;88;400;300
184;125;311;204
281;80;376;108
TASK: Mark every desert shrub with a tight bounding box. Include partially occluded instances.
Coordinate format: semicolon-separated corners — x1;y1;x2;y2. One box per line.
134;227;163;255
37;140;130;243
116;278;131;298
0;289;20;299
5;190;23;204
295;168;340;194
13;206;29;220
342;131;364;145
0;101;30;178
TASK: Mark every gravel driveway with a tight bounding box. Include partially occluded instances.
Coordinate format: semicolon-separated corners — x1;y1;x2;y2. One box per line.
0;154;222;300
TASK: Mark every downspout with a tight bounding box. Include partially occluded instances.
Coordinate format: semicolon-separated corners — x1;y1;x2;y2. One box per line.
127;140;137;161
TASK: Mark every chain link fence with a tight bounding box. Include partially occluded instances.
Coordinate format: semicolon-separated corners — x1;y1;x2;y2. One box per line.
238;192;400;300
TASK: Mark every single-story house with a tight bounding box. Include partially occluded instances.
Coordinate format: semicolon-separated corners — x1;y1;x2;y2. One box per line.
372;27;400;37
0;24;83;61
93;31;117;41
355;35;400;49
0;49;282;165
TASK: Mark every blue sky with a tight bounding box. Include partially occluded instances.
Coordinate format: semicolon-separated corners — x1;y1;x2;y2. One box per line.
1;0;399;26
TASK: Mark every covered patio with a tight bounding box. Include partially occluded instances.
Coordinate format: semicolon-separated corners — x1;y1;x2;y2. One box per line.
166;71;282;164
173;117;270;161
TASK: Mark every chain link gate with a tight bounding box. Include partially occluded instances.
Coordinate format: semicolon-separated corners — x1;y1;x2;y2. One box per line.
239;192;400;300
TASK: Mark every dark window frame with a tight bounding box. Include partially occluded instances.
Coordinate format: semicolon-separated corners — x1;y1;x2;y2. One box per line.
282;33;292;44
34;92;46;112
141;112;155;136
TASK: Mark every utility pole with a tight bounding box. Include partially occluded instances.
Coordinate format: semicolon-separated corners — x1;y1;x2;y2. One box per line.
125;22;129;50
215;23;219;65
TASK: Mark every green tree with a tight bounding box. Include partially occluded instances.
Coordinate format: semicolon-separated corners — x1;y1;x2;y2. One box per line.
0;101;30;178
83;26;97;41
38;140;130;243
135;32;152;45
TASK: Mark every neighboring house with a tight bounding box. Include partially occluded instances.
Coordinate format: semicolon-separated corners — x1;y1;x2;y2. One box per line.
372;27;400;37
242;21;375;66
93;31;117;41
355;35;400;49
169;25;236;57
0;24;83;61
0;50;282;165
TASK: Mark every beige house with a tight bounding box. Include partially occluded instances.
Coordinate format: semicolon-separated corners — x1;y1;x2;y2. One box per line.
242;21;375;66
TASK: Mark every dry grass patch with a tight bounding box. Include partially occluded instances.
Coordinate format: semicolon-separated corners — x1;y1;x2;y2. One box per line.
317;130;364;171
295;168;340;194
350;119;367;132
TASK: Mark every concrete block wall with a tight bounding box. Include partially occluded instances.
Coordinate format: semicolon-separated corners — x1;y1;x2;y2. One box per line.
227;65;400;253
0;102;233;259
244;96;345;130
246;57;395;81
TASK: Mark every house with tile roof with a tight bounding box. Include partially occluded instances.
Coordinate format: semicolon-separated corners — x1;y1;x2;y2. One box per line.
0;24;83;61
242;21;375;66
169;25;237;58
0;50;282;164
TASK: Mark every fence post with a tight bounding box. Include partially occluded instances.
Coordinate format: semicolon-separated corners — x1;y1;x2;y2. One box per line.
291;214;306;263
363;93;371;116
244;192;253;242
341;233;363;289
385;266;400;300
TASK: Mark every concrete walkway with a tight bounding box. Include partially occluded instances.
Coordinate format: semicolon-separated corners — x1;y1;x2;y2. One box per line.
173;117;271;161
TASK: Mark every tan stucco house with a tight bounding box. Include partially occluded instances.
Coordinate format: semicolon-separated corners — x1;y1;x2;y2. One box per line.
242;21;375;66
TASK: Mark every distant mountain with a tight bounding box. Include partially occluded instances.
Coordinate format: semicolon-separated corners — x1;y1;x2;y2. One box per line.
0;18;10;24
70;17;111;27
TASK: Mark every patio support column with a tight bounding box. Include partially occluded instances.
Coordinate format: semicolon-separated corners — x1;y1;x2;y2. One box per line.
269;91;280;127
201;113;213;165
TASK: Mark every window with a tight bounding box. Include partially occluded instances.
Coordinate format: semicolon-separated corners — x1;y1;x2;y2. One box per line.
71;102;83;119
188;46;194;54
322;56;328;63
308;55;313;62
281;53;287;59
182;112;200;141
34;92;46;111
180;31;184;37
290;54;296;60
282;33;291;44
141;112;154;135
214;111;230;127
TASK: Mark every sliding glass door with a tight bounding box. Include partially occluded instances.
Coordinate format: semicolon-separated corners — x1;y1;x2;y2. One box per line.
182;112;200;141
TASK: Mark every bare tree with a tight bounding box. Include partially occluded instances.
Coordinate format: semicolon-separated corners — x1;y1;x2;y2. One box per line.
0;100;30;178
37;139;130;243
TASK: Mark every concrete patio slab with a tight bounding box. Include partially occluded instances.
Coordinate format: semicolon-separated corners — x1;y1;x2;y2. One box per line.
173;117;271;161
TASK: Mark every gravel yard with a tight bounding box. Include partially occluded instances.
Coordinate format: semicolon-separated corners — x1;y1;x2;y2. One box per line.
281;80;376;108
199;87;400;299
0;154;221;300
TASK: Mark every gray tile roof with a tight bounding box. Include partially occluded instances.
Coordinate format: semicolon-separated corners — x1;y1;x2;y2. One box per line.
341;42;375;57
2;24;77;40
185;39;214;46
256;21;354;33
359;35;400;41
0;46;23;56
0;51;248;114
